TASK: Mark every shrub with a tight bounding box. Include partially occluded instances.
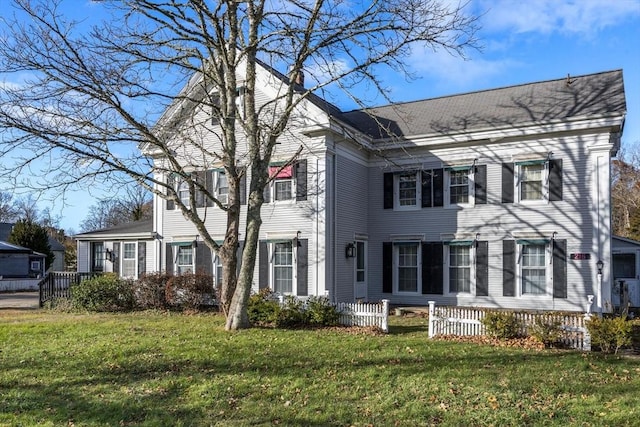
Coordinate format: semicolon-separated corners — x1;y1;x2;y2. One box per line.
247;288;281;326
71;273;135;312
165;272;215;311
275;296;308;328
529;319;563;348
586;315;632;354
481;311;521;340
306;296;340;326
134;272;171;309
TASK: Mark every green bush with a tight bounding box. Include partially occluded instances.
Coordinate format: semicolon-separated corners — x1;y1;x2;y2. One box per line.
134;272;171;309
247;288;281;326
306;296;340;326
529;319;563;348
165;272;215;311
71;274;135;312
586;315;632;354
275;296;308;328
481;311;522;340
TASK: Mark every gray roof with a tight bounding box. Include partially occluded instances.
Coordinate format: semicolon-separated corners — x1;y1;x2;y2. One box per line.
0;240;32;253
75;219;154;237
341;70;626;140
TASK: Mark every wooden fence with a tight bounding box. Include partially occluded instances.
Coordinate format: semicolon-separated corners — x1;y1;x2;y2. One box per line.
427;301;591;351
336;300;389;332
39;272;102;307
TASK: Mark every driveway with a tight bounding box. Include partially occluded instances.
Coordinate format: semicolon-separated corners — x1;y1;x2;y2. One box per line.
0;292;39;309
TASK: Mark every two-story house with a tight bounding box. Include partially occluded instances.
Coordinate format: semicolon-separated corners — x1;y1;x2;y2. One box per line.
76;67;626;313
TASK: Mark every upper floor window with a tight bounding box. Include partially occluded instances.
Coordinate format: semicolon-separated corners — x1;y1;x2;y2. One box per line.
265;160;307;203
520;163;545;201
216;171;229;205
449;170;469;204
178;179;190;207
502;159;562;204
398;172;418;207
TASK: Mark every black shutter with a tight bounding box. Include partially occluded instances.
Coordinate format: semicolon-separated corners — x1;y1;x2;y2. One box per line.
240;172;247;205
206;170;214;207
166;174;175;210
553;239;567;298
296;239;308;296
421;170;432;208
112;242;120;276
502;163;514;204
475;165;487;205
165;243;174;275
383;173;394;209
503;240;515;296
259;241;268;289
433;169;444;207
196;243;213;275
138;242;146;278
196;171;206;207
382;242;392;293
476;241;489;296
549;159;563;202
263;184;271;203
422;242;443;294
296;160;307;201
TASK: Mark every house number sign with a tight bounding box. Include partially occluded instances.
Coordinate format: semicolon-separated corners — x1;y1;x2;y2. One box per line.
570;253;591;260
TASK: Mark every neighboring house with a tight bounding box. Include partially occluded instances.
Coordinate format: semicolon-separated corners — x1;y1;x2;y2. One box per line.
74;219;156;279
77;67;627;313
0;240;45;279
0;222;64;272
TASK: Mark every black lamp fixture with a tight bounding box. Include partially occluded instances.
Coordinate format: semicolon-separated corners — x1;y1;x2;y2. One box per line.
596;259;604;275
105;248;115;262
345;242;356;258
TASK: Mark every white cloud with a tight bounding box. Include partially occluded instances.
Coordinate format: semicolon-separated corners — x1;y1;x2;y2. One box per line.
407;48;520;89
478;0;640;35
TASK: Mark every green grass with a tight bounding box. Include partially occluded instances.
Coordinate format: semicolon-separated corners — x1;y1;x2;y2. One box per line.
1;310;640;426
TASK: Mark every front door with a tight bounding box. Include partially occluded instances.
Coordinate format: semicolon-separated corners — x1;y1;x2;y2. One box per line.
613;251;640;308
354;240;367;300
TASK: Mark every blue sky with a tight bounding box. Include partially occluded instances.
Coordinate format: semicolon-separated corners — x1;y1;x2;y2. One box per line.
2;0;639;232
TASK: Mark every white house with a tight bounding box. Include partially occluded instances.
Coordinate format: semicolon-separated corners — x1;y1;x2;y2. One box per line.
76;67;627;313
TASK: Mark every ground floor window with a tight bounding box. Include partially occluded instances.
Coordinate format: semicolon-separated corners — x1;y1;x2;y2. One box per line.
273;241;293;294
122;242;136;278
396;243;419;292
449;245;471;293
521;244;546;294
176;245;194;275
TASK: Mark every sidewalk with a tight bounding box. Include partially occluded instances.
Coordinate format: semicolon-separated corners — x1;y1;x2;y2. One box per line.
0;292;39;309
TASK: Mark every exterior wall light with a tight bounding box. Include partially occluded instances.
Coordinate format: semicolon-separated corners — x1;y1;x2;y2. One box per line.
345;243;356;258
596;259;604;275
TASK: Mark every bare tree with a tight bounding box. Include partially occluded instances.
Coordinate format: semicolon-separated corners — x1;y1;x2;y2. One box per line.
0;0;479;329
612;144;640;238
0;192;18;222
80;186;152;232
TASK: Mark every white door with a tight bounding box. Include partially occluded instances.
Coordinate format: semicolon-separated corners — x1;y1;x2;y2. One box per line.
354;240;367;300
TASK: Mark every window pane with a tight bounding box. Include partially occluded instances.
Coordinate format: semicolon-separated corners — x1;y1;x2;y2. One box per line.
217;172;229;204
123;243;136;277
398;244;418;292
522;244;545;294
273;242;293;293
177;246;193;275
398;173;417;206
613;253;636;278
178;181;190;206
521;164;544;200
275;180;292;200
449;246;470;293
356;241;365;283
449;170;469;204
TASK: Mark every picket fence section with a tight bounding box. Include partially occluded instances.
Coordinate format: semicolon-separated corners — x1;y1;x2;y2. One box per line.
336;300;389;333
427;301;591;351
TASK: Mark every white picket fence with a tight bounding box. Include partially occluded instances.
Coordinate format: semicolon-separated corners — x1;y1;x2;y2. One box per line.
336;300;389;333
427;301;591;351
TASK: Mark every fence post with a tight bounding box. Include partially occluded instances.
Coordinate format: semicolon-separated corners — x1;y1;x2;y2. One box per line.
428;301;436;338
583;313;592;351
381;299;389;333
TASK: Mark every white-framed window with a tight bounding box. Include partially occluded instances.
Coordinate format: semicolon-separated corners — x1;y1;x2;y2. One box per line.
30;260;41;271
269;165;294;201
394;242;420;293
395;172;420;209
215;171;229;205
521;243;547;294
517;161;547;202
122;242;137;278
175;245;194;275
446;167;473;206
272;241;294;294
448;244;472;293
178;179;190;207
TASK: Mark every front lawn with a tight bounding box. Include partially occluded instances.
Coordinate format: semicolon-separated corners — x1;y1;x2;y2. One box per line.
1;310;639;426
